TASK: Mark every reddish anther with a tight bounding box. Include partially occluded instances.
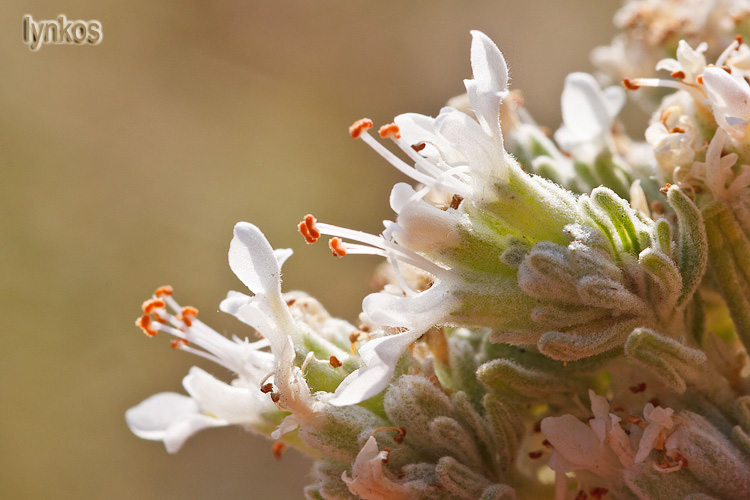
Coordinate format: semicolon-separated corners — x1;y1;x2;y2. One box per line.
272;442;286;460
378;123;401;139
528;450;543;459
629;382;647;393
329;356;342;368
154;285;174;297
590;487;609;499
142;298;166;314
671;70;686;80
298;214;320;244
329;237;347;257
179;306;198;327
170;339;189;349
136;314;158;337
349;118;373;139
622;78;641;90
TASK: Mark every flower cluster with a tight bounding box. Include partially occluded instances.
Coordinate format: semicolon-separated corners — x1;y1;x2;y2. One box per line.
127;4;750;499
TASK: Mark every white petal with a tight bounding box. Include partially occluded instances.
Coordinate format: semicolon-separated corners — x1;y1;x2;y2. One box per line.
228;222;283;297
469;30;508;96
558;72;610;144
183;366;270;425
124;392;225;453
390;183;417;214
703;67;750;135
219;290;252;315
363;281;455;329
274;248;293;268
466;31;509;137
541;414;602;469
329;329;424;406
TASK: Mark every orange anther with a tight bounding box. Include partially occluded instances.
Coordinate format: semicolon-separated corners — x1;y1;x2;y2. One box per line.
142;298;166;314
154;285;174;297
329;237;347;257
260;383;274;394
697;74;704;85
735;35;743;46
629;382;647;393
411;143;426;152
590;488;608;499
179;306;198;327
298;214;320;244
171;339;189;349
378;123;401;139
349;118;373;139
671;70;686;80
136;314;158;337
329;356;342;368
394;427;406;444
622;78;641;90
272;442;286;460
152;312;168;324
659;183;672;195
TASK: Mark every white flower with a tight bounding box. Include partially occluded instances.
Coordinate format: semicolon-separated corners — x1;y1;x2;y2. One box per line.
341;436;410;500
702;65;750;140
541;390;688;498
655;40;708;84
125;365;277;453
128;223;354;447
297;31;515;406
554;72;625;162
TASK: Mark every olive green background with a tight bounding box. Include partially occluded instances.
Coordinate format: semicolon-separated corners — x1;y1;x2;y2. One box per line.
1;1;619;498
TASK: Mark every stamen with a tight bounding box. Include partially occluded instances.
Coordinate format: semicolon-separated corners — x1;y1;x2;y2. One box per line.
411;143;426;152
590;487;608;499
329;237;347;257
528;450;543;459
671;71;686;80
622;78;641;90
378;123;401;139
716;38;742;67
358;130;472;198
154;285;173;297
370;426;407;443
298;214;320;244
349;118;373;139
171;338;189;349
136;314;158;337
142;298;166;314
261;383;274;393
272;442;286;460
349;331;361;354
629;382;647;393
329;355;342;368
450;194;463;210
180;306;198;327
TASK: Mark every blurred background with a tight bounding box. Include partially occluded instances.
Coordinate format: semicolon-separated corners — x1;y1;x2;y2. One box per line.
1;1;621;498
